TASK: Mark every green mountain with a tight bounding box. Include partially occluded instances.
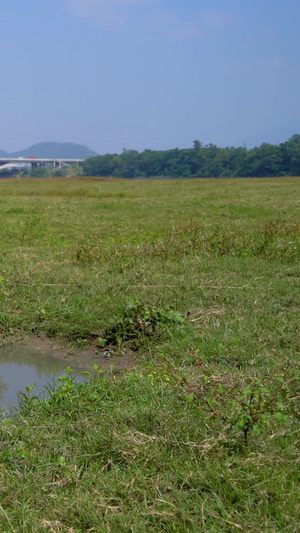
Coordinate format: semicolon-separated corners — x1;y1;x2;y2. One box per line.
9;142;98;159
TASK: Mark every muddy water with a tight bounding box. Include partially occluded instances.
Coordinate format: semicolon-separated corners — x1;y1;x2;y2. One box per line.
0;345;84;416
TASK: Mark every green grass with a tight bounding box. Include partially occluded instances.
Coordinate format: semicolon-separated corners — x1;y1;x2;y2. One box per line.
0;176;299;531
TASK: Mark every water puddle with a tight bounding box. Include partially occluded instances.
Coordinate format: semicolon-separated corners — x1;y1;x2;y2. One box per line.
0;345;85;417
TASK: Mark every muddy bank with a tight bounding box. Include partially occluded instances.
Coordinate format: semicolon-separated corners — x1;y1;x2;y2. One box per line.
12;335;137;373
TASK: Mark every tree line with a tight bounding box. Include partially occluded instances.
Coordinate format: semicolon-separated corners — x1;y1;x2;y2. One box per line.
82;135;300;178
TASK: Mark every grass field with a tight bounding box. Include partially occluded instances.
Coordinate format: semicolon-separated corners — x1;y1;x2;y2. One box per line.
0;177;299;532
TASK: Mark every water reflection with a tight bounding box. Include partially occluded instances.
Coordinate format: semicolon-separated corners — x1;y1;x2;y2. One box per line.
0;345;84;416
0;376;8;397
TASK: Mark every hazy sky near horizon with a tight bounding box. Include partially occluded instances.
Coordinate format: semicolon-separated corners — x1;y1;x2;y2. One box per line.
1;0;299;154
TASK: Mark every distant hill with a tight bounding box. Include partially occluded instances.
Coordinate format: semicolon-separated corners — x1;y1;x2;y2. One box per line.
9;142;98;159
0;149;8;157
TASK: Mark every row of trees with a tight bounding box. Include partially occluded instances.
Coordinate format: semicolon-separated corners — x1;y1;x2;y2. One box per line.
83;135;300;178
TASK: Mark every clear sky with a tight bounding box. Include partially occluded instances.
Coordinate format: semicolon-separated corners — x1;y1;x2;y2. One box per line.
1;0;299;154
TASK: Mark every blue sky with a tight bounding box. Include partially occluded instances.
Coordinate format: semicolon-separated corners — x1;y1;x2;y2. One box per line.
0;0;299;153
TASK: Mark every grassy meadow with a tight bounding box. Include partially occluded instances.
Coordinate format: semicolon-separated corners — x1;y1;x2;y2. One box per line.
0;176;299;532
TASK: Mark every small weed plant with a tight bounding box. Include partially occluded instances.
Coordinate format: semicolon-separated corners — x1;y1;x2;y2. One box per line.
188;363;299;445
18;367;83;414
99;302;184;349
18;384;40;411
18;213;43;245
187;374;293;446
145;356;298;446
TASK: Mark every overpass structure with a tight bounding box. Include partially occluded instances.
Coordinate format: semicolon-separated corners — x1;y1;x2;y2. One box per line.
0;157;85;169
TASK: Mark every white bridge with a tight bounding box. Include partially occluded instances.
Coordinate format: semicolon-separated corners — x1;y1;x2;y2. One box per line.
0;157;84;170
